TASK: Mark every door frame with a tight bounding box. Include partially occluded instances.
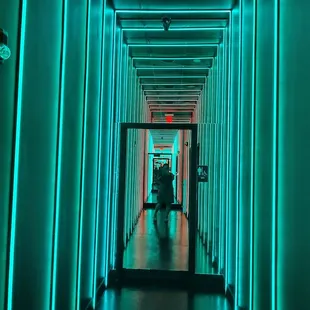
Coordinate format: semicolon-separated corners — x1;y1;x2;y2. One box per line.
115;123;198;277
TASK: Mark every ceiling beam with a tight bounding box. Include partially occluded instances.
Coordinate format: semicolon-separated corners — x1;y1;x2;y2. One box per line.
115;9;231;14
132;57;214;60
128;43;218;47
136;67;210;70
139;76;207;79
123;27;224;31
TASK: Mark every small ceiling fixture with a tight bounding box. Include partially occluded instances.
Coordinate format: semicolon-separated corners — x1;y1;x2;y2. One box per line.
162;16;172;31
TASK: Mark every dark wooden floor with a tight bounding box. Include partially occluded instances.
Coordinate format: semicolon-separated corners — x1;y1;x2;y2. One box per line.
123;209;215;274
96;210;230;309
97;288;231;310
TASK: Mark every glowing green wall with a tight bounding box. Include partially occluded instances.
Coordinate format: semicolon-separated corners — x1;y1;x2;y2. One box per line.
1;1;118;308
9;1;63;308
253;0;277;308
227;4;240;290
278;1;310;309
80;0;105;305
0;1;22;309
237;0;255;308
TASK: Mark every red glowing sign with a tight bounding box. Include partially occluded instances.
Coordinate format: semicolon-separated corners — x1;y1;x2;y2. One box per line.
165;115;173;123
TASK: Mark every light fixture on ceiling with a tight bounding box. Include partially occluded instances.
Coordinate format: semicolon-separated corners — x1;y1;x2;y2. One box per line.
162;16;172;31
193;59;201;63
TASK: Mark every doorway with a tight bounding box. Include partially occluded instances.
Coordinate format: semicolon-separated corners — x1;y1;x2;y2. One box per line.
116;123;197;281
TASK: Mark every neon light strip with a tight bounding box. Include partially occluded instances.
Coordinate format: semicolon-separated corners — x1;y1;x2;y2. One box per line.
123;27;224;31
145;89;201;92
225;16;232;290
146;94;199;97
133;57;214;60
116;9;231;14
146;99;197;102
76;0;91;308
235;1;242;308
106;15;119;278
128;44;218;47
7;1;27;309
136;67;210;70
250;1;257;308
272;1;279;309
148;103;196;106
139;76;207;78
51;0;67;309
142;83;204;85
92;5;109;308
109;21;119;271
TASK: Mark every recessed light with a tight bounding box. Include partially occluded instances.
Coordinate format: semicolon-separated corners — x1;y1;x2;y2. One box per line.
193;59;201;63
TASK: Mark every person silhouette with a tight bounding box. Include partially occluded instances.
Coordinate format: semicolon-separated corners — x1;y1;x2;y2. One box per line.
153;163;174;223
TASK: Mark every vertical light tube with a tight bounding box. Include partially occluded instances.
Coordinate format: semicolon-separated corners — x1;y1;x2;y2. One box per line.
92;3;108;305
272;2;278;309
235;1;242;307
7;1;27;309
76;0;90;307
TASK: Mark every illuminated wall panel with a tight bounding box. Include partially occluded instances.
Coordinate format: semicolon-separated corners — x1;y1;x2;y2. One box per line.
227;5;240;289
278;1;310;309
103;17;118;274
207;65;215;255
237;0;255;308
0;1;21;309
253;0;277;309
79;0;104;306
9;1;63;309
54;0;88;308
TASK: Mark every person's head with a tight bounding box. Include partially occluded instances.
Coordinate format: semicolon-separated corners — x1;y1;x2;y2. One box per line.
162;163;169;172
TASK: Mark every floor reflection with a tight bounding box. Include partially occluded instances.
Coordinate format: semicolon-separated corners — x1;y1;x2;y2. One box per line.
97;288;231;310
123;210;188;270
123;210;217;274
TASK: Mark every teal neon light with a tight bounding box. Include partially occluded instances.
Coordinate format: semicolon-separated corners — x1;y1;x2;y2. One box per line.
142;83;204;85
250;1;257;308
146;94;199;97
92;5;110;307
7;1;27;309
128;44;218;47
116;9;231;14
272;1;279;310
235;2;242;309
146;99;197;102
51;1;67;309
145;89;200;92
139;76;207;79
136;67;210;70
133;57;214;60
225;18;232;290
107;16;119;278
76;0;91;307
123;27;224;32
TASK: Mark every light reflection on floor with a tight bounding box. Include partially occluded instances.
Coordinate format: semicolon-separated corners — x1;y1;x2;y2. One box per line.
123;210;216;275
97;288;231;310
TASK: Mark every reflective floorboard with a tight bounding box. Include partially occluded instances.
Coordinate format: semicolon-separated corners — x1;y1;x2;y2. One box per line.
97;288;231;310
123;210;216;274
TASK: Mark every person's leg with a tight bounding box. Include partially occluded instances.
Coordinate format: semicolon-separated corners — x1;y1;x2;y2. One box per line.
165;203;171;222
153;203;161;221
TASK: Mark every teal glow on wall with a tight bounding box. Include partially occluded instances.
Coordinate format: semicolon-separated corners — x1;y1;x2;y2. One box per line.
7;0;27;308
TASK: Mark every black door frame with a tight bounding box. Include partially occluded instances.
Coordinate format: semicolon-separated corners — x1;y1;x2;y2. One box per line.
115;123;198;277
